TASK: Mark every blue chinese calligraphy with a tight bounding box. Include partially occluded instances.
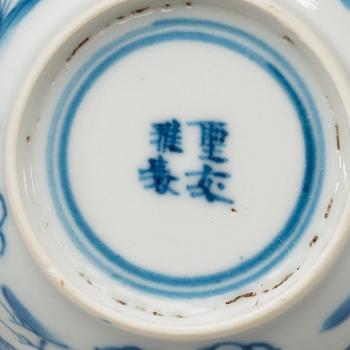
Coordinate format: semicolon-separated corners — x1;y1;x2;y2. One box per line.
95;347;143;350
0;194;7;256
139;155;179;195
189;121;228;163
151;118;183;154
186;121;233;204
186;164;233;204
139;119;182;196
139;119;233;204
0;286;68;350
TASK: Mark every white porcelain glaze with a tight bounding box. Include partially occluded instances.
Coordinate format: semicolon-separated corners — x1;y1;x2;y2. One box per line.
2;0;350;349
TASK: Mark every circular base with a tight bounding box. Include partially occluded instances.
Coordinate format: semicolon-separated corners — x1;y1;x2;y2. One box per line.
6;0;350;340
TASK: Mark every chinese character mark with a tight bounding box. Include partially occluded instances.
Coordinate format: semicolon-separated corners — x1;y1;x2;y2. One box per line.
186;164;233;204
151;119;183;154
189;121;229;163
139;155;179;195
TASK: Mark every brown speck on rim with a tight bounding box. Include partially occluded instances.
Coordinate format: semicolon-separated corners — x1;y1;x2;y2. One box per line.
309;234;319;247
114;299;127;306
131;7;150;14
117;15;126;20
26;136;31;144
66;37;90;63
176;314;184;319
79;272;85;277
231;208;238;214
263;289;269;294
186;1;192;6
164;4;171;9
335;124;340;151
87;279;92;285
297;266;301;271
153;311;163;316
325;198;334;219
272;272;293;290
283;35;295;45
226;292;256;305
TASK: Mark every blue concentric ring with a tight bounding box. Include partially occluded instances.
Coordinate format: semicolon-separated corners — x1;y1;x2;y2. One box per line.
47;18;325;298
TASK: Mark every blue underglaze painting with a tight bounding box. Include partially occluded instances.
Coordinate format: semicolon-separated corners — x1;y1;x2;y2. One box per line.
96;342;280;350
139;119;233;203
0;194;7;256
0;284;280;350
322;295;350;332
95;347;143;350
0;0;40;42
0;286;68;350
200;342;281;350
186;121;233;204
0;335;17;350
47;17;325;299
341;0;350;10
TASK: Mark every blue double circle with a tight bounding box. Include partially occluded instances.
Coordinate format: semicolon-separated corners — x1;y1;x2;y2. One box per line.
48;18;325;298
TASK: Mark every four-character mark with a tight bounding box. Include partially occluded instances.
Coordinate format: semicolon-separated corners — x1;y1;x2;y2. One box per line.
139;118;233;204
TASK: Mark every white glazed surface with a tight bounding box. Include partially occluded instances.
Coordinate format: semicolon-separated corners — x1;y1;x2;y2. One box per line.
2;0;350;349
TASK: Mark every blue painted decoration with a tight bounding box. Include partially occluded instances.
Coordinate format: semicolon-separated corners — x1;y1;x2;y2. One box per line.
139;155;180;195
0;194;7;256
200;342;281;350
139;118;233;202
189;121;229;163
0;335;17;350
151;118;183;154
341;0;350;10
95;347;143;350
96;342;280;350
47;17;324;298
0;286;280;350
0;0;40;41
0;286;68;349
186;164;233;204
139;119;182;195
186;120;232;203
321;295;350;332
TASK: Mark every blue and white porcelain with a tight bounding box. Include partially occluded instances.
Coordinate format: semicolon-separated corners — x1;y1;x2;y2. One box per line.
3;0;350;349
